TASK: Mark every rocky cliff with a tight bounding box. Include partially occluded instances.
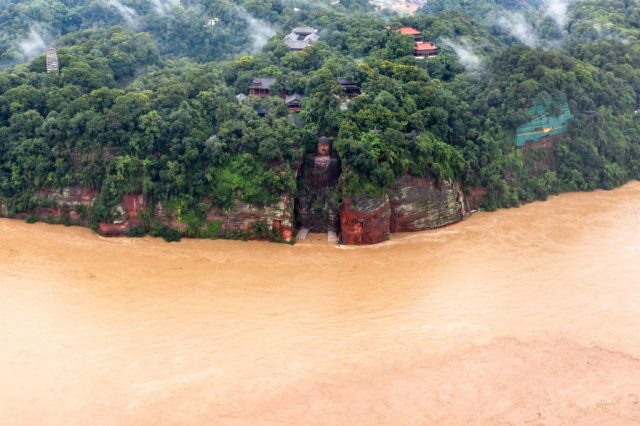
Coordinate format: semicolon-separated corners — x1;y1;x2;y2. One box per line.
1;186;293;242
33;187;98;207
100;194;294;241
152;201;187;232
0;176;480;246
519;134;562;176
340;194;391;245
388;176;466;233
98;193;146;236
30;186;97;225
464;186;487;211
207;196;295;242
338;178;468;245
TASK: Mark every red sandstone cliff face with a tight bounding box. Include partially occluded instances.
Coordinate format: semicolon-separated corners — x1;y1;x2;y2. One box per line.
98;193;146;236
520;135;560;175
2;178;482;246
339;178;468;245
152;202;187;232
95;191;295;241
340;194;391;245
388;177;466;232
98;222;130;236
34;187;98;207
464;186;487;211
151;197;294;241
121;194;145;224
31;186;98;224
520;134;560;152
207;196;294;241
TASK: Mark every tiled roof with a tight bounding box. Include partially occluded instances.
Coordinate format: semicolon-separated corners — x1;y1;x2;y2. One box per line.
397;27;421;35
251;77;277;89
285;94;304;103
415;42;437;51
336;77;357;86
283;27;319;50
284;39;313;50
292;27;317;35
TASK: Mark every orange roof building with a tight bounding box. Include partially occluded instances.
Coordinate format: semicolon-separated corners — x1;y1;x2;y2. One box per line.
397;26;421;35
414;41;438;59
397;26;422;41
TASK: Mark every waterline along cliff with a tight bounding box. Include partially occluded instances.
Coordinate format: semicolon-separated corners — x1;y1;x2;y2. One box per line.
0;138;470;245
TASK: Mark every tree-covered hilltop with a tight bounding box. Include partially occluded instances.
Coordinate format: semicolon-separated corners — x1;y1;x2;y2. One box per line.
0;0;639;241
0;0;374;69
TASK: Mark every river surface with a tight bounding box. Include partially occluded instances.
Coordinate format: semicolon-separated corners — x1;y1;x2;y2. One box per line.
1;183;640;425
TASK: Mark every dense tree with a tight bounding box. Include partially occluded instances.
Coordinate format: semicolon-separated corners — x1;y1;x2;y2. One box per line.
1;0;639;228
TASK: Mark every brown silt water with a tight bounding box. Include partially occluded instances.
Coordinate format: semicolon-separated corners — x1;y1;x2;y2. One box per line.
1;182;640;424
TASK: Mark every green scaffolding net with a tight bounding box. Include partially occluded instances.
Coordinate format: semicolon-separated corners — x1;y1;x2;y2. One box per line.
516;99;573;148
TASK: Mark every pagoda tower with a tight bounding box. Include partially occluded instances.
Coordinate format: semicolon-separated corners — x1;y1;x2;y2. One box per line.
46;47;59;73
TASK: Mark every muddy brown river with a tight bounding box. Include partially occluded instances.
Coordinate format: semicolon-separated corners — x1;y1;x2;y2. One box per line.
1;183;640;424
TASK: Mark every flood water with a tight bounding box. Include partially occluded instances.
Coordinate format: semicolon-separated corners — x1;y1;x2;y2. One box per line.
1;182;640;425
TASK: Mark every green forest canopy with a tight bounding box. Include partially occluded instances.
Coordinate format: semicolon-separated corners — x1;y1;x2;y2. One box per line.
0;0;639;228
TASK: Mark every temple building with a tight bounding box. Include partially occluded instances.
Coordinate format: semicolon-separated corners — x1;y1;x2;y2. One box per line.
336;77;360;98
414;41;438;59
396;26;422;42
283;27;320;51
257;106;269;117
46;47;59;73
249;77;277;98
285;93;304;111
